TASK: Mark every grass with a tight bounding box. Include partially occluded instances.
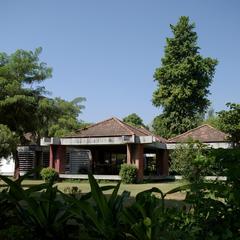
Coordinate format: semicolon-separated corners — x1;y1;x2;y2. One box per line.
0;178;187;201
58;180;183;195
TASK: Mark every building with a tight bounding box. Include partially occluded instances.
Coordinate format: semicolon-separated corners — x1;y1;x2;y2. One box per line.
1;122;232;180
40;117;169;181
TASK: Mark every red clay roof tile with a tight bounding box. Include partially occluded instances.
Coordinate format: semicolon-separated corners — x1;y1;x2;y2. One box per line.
65;117;166;143
168;124;229;143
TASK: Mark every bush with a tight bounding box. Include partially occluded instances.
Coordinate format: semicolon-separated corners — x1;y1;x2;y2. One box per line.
170;140;215;182
2;171;240;239
40;167;58;182
119;164;137;184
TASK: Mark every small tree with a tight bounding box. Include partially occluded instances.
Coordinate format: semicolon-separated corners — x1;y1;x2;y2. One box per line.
170;140;214;182
218;103;240;147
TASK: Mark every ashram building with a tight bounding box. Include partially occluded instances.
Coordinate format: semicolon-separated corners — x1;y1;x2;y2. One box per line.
40;117;168;181
0;119;233;180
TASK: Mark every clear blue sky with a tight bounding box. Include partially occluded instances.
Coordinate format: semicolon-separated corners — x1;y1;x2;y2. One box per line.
1;0;240;125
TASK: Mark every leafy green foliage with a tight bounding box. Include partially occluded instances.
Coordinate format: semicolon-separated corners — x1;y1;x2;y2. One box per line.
0;124;18;158
218;102;240;146
40;167;58;182
0;49;86;139
0;170;72;240
122;187;205;240
171;146;240;238
170;140;215;182
66;174;130;239
0;48;52;142
0;48;87;176
0;48;52;177
123;113;144;127
119;164;137;183
152;114;194;139
1;170;240;239
210;148;240;208
152;16;218;138
38;97;86;137
122;188;165;240
166;181;240;240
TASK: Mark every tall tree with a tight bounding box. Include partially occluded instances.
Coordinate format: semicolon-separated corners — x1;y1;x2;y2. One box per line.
0;48;52;140
123;113;144;127
152;16;218;138
218;103;240;147
0;48;87;177
0;48;52;176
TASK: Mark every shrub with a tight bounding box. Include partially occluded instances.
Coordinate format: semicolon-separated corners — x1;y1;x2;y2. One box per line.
119;164;137;184
40;167;58;182
170;140;215;182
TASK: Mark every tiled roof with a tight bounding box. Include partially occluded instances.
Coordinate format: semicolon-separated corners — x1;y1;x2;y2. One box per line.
66;117;164;141
168;124;229;143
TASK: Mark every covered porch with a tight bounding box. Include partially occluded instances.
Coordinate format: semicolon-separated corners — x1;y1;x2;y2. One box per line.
43;141;169;182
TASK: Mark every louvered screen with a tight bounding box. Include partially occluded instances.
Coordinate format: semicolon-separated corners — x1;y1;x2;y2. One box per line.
70;150;90;174
65;152;70;173
18;151;35;172
42;151;49;168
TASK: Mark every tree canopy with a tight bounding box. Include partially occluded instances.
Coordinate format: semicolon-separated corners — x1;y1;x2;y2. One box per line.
0;48;86;176
0;48;52;144
152;16;218;138
122;113;144;127
43;97;86;137
0;48;86;143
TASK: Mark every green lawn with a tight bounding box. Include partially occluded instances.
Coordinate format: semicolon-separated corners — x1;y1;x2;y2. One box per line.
57;180;184;196
0;178;186;202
